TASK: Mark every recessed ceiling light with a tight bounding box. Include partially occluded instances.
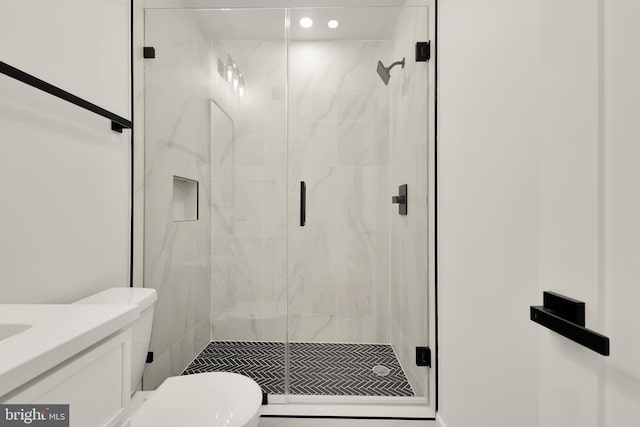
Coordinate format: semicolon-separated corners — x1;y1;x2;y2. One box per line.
327;19;339;29
299;17;313;29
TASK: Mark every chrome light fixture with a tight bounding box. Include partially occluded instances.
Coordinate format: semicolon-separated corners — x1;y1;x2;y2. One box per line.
224;55;245;97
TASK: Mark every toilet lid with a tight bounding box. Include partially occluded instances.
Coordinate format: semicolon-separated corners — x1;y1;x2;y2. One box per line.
130;372;262;427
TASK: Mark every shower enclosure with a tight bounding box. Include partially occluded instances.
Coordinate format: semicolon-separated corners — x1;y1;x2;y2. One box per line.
141;4;434;414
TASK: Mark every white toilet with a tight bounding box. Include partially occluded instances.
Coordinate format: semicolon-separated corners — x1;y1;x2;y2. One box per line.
74;288;262;427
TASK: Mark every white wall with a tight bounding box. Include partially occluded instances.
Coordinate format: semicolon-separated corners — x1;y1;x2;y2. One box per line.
0;0;131;304
438;0;640;426
438;0;540;424
0;0;130;118
602;2;640;425
537;1;601;425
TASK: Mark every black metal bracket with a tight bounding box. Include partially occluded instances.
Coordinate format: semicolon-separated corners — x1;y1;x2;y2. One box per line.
146;352;154;363
111;121;124;133
543;291;585;326
143;46;156;59
392;184;408;215
416;347;431;367
531;291;610;356
416;41;431;62
0;61;132;133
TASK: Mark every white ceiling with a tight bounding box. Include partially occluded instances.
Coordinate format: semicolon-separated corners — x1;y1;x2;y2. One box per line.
186;5;409;41
289;8;400;41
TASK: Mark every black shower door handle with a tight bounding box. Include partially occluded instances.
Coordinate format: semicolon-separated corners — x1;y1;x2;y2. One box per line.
300;181;306;226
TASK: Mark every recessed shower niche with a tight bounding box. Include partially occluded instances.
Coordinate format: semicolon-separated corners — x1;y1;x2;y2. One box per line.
172;176;198;222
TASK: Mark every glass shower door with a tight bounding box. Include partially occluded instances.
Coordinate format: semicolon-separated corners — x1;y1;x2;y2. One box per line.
285;5;432;401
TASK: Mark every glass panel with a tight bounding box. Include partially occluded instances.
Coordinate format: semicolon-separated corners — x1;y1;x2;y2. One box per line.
143;8;288;393
143;5;431;406
286;5;430;400
388;5;431;400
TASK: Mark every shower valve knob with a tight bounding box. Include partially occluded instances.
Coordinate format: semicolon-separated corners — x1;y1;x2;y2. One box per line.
392;184;408;215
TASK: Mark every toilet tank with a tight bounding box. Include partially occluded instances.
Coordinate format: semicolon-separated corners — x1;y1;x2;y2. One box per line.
74;288;157;396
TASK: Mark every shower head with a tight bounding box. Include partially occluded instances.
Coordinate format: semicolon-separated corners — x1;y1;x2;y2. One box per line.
376;57;405;86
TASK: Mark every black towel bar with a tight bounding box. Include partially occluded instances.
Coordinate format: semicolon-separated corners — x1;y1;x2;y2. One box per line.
0;60;132;133
530;291;610;356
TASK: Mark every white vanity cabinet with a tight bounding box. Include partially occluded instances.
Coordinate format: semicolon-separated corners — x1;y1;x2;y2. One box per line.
2;330;131;427
0;304;139;427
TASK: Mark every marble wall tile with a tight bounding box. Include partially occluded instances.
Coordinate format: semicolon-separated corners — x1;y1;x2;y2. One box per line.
336;281;374;317
287;41;391;344
288;314;338;343
212;313;261;341
335;316;386;344
145;162;212;354
262;234;288;314
212;308;287;342
337;119;389;166
229;166;266;237
219;41;287;169
288;41;389;170
142;341;171;391
211;235;263;313
261;314;287;342
263;166;288;238
210;101;233;208
193;316;212;356
289;119;338;170
210;40;287;342
335;88;390;166
144;316;210;390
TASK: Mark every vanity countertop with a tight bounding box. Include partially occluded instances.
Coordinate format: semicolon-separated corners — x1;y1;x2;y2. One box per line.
0;304;139;399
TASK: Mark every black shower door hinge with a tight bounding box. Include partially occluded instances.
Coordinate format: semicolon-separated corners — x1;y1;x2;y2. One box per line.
416;41;430;62
144;46;156;59
416;346;431;367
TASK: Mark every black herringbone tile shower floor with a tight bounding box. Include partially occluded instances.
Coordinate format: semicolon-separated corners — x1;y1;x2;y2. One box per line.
182;341;414;397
